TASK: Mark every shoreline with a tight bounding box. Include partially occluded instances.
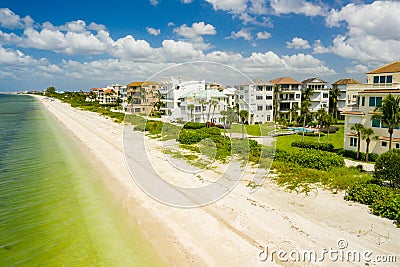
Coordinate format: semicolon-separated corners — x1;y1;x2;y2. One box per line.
34;95;400;266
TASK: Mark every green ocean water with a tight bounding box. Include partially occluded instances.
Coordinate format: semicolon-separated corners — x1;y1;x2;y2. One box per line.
0;94;163;266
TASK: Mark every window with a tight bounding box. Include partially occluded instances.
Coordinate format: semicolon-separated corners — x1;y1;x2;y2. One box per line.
267;115;271;121
350;137;357;147
195;106;201;112
266;95;273;100
362;96;365;106
257;105;263;111
266;86;273;91
296;94;301;99
256;95;263;100
323;93;329;98
369;97;382;107
372;119;380;128
396;143;400;149
266;105;273;110
134;108;141;113
181;106;186;111
373;75;393;84
382;141;387;147
256;86;263;91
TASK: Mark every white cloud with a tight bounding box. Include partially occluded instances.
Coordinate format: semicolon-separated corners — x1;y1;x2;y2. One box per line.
286;37;311;49
228;29;252;40
149;0;159;6
168;22;175;27
112;35;158;60
0;8;33;29
205;0;248;14
239;13;273;27
346;64;368;74
181;0;193;3
248;0;269;15
174;22;216;50
174;22;216;39
270;0;326;16
317;1;400;63
146;27;161;36
256;31;271;40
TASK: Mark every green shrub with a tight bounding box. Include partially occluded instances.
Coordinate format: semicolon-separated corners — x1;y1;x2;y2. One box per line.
321;126;339;134
336;149;378;162
291;141;334;152
183;122;206;129
374;150;400;187
346;183;400;225
284;149;344;170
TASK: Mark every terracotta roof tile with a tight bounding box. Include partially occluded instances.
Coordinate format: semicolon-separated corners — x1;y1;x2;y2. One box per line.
332;78;362;85
270;77;301;85
367;61;400;74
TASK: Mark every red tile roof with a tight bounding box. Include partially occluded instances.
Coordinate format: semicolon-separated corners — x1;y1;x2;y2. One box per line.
367;61;400;74
332;78;361;85
270;77;301;85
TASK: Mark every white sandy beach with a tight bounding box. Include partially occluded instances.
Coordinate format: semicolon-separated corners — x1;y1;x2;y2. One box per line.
37;95;399;266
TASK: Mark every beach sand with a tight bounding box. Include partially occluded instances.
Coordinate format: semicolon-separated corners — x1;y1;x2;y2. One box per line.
36;95;400;266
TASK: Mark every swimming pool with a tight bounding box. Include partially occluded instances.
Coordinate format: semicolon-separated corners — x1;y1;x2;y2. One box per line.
288;127;315;133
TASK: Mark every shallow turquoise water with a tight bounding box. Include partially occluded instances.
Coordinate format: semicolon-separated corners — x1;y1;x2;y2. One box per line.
0;94;162;266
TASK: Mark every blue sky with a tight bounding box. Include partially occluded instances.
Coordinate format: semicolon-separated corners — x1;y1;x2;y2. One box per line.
0;0;398;91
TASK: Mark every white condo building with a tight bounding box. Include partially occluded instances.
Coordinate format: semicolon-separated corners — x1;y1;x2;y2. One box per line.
301;78;329;118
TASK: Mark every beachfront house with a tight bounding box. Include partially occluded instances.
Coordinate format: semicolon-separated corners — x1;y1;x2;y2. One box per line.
301;78;329;119
331;78;362;120
342;61;400;155
270;77;302;122
126;81;159;114
236;79;274;124
178;89;228;123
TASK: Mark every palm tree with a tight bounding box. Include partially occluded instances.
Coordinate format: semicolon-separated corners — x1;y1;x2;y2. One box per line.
289;104;298;123
371;93;400;150
351;123;364;160
210;99;219;123
302;86;313;101
329;87;341;119
323;113;335;143
239;110;249;139
300;100;311;142
199;99;207;122
187;104;195;122
273;84;281;122
361;127;374;161
316;108;327;143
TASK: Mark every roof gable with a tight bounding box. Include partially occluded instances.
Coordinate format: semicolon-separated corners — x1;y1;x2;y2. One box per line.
367;61;400;74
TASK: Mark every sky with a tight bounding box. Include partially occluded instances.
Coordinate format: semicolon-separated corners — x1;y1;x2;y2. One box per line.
0;0;399;91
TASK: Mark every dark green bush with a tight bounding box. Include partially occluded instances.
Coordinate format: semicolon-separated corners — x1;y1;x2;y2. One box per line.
346;183;400;225
291;141;334;152
321;126;339;134
286;149;344;170
374;150;400;187
183;122;206;129
336;149;378;162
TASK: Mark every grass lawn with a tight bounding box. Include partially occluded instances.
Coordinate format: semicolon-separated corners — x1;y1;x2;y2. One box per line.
275;125;344;152
230;123;275;136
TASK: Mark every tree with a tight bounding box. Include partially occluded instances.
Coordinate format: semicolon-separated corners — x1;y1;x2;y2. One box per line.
351;123;364;160
239;110;249;139
187;104;195;122
273;84;280;122
323;113;335;143
300;100;311;142
361;127;375;162
374;149;400;187
45;86;56;96
316;108;327;143
210;99;219;123
221;107;237;138
371;93;400;150
289;104;299;123
329;87;341;119
302;86;313;101
199;99;207;122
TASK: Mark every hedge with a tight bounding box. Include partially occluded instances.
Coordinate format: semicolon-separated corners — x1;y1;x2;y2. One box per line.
346;183;400;225
183;122;206;129
291;141;334;152
336;149;378;162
